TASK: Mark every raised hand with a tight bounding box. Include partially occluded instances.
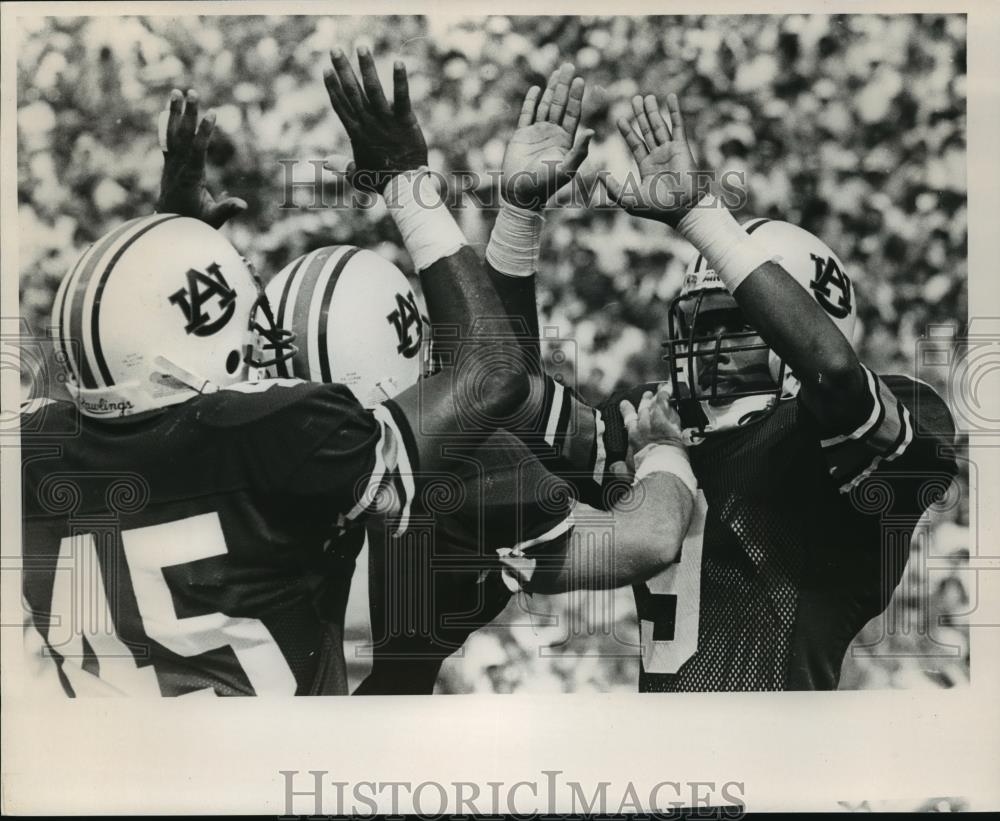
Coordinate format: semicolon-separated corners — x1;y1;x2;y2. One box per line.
602;93;704;229
620;384;685;454
156;89;247;229
323;47;428;194
500;63;594;211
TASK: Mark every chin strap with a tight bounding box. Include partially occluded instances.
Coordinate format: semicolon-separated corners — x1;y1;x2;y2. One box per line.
153;356;221;396
67;357;224;419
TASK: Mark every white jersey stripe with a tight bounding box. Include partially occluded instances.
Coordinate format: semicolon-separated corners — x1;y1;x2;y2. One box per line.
821;366;882;448
592;408;607;485
544;381;565;446
885;403;914;462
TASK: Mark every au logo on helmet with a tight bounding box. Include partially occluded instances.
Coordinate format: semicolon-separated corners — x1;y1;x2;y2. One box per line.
168;262;237;336
386;291;423;358
809;253;852;320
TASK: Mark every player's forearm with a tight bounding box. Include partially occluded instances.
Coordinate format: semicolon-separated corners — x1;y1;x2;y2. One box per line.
676;192;867;426
484;264;542;365
386;171;487;339
528;472;694;593
421;246;507;342
386;171;528;421
484;200;545;366
734;260;863;390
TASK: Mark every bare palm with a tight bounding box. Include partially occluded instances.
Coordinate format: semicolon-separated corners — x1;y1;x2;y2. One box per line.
501;63;593;210
604;93;702;228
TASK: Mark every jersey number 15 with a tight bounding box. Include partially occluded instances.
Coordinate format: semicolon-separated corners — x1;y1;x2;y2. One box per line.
45;512;296;696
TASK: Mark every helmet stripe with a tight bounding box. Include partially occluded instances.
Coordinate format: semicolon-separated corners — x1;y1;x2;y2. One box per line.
55;247;92;388
289;246;336;380
68;217;154;388
90;214;182;387
693;254;705;273
273;252;310;378
296;246;348;382
317;247;361;384
744;218;770;235
277;248;322;379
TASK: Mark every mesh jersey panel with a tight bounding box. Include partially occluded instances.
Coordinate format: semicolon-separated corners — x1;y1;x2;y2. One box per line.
606;375;956;692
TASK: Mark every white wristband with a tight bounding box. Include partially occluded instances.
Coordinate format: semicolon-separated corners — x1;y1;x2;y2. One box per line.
676;193;774;293
384;168;467;272
633;442;697;498
157;110;170;152
485;199;544;277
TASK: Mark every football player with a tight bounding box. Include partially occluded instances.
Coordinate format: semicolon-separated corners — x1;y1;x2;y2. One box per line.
268;62;697;694
346;69;958;695
537;90;957;691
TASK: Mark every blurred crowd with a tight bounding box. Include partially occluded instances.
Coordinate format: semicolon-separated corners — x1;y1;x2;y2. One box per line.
17;14;969;692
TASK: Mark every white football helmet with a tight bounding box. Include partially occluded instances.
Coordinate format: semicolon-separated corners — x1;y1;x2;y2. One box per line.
264;246;426;407
665;218;858;440
54;214;295;418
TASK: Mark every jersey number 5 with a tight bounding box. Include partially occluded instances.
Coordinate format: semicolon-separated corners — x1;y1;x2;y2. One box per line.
639;490;707;675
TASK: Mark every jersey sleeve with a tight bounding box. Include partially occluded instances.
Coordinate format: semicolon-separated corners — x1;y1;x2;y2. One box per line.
815;366;957;509
527;375;609;506
280;395;419;534
219;380;419;534
523;376;668;511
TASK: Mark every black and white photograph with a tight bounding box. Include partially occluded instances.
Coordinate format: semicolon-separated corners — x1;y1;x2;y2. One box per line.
2;1;998;814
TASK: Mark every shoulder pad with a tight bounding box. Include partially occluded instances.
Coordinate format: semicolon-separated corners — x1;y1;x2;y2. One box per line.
879;374;956;442
20;397;59;417
18;398;80;437
192;379;359;429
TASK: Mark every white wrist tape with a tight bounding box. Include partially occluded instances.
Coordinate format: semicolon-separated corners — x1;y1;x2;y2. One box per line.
157;110;170;152
633;442;697;498
485;199;544;277
676;193;774;293
385;168;467;272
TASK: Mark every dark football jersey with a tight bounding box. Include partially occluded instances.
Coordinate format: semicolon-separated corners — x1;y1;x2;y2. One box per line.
20;379;417;697
600;367;957;691
358;430;575;695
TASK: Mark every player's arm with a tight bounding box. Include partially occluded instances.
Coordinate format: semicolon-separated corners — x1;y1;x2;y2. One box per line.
500;386;696;593
484;62;594;366
822;373;957;497
479;65;638;502
603;92;869;433
155;89;248;228
323;48;530;479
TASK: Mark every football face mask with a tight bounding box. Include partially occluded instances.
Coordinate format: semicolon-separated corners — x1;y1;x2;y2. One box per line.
665;283;785;440
664;218;859;442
